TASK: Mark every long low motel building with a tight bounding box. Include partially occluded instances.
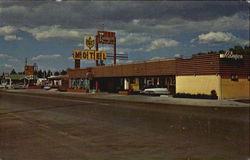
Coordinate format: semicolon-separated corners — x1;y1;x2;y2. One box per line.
68;52;250;100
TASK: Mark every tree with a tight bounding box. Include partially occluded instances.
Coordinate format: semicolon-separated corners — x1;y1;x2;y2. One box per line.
42;70;47;78
244;45;250;54
10;69;16;75
60;70;67;75
47;70;52;78
37;70;44;78
54;71;60;76
219;50;225;54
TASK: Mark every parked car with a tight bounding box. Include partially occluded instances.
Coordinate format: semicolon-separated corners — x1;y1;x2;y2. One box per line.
0;84;5;89
13;84;26;89
43;85;51;90
140;88;170;95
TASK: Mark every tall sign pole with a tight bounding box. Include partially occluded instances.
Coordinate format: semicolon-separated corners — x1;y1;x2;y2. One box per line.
95;35;99;66
114;37;116;65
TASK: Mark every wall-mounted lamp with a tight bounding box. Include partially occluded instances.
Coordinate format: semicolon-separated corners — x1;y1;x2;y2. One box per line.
231;73;238;81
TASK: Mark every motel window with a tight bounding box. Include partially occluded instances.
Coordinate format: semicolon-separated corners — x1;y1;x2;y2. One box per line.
129;78;135;84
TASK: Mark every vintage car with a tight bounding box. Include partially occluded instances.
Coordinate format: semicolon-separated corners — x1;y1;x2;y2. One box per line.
140;88;170;95
13;84;27;89
43;85;51;90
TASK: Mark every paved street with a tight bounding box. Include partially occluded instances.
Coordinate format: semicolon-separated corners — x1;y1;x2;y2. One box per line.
0;91;249;160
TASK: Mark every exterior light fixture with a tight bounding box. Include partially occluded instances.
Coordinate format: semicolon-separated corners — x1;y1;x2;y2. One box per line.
231;73;238;81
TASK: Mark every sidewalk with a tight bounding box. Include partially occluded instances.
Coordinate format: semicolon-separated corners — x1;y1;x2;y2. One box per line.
4;88;250;107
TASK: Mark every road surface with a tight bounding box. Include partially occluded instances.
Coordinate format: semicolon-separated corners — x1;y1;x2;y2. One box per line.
0;91;249;160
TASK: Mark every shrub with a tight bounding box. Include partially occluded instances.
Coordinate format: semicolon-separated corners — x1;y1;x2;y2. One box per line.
173;91;218;99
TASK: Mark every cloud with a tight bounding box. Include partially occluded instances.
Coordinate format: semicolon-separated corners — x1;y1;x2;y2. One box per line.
107;59;133;65
4;35;23;41
144;38;179;52
241;40;250;46
174;54;183;58
77;43;84;47
118;33;150;46
0;53;20;62
124;60;133;64
1;64;13;68
20;25;89;41
98;46;113;52
150;56;164;61
0;53;12;58
193;32;248;45
0;25;17;35
8;58;20;62
0;2;248;36
32;54;61;60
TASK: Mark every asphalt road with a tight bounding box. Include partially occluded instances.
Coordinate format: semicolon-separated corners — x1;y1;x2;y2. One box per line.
0;92;249;160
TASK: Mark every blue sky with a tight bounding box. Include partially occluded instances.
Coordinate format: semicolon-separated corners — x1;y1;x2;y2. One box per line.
0;0;249;73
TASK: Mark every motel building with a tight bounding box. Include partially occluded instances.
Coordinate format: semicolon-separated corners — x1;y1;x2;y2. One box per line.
67;51;250;100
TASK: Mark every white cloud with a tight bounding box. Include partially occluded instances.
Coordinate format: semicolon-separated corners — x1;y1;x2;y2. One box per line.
0;53;12;58
77;43;84;47
181;14;249;32
0;26;17;35
145;38;179;52
0;53;20;62
32;54;61;60
132;19;140;25
194;32;249;45
8;58;20;62
125;13;249;36
98;46;113;52
1;64;13;68
124;60;133;64
4;35;23;41
118;33;150;46
106;59;133;65
242;40;250;46
150;56;164;61
20;25;86;41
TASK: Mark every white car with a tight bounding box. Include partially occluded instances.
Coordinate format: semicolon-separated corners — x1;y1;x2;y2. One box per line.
13;84;27;89
141;88;170;95
43;86;51;90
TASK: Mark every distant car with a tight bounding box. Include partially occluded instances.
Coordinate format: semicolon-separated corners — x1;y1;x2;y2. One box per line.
43;86;51;90
0;84;5;89
13;84;26;89
141;88;170;95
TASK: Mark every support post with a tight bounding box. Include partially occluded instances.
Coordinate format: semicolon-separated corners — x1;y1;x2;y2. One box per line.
114;37;116;65
75;60;80;69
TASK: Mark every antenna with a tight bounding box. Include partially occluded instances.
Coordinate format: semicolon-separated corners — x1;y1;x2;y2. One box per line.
33;63;38;71
102;23;104;49
25;57;28;66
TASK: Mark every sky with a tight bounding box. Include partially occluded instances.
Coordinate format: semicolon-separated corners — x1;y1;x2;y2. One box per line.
0;0;249;73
